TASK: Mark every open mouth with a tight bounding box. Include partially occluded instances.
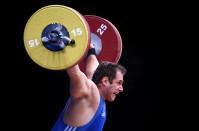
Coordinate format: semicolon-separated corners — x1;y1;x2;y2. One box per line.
113;93;118;96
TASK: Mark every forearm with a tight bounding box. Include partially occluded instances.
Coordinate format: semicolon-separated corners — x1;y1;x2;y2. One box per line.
86;54;99;79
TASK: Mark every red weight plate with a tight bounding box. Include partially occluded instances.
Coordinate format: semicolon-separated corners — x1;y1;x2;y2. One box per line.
79;15;122;73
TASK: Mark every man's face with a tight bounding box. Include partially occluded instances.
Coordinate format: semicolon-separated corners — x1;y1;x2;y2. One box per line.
106;71;124;101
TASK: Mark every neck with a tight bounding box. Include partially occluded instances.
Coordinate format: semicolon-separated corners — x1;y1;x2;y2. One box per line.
98;86;106;101
98;87;106;109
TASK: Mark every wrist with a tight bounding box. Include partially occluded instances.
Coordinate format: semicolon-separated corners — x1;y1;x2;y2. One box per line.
87;48;96;56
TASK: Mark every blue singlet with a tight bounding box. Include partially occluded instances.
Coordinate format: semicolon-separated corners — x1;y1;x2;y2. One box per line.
51;94;106;131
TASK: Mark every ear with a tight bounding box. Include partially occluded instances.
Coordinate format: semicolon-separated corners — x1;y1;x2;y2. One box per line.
101;77;110;86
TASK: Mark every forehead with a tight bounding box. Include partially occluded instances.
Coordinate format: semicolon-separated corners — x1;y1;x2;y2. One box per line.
114;71;123;80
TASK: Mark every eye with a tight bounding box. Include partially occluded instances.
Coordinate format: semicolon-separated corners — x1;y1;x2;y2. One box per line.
118;80;123;85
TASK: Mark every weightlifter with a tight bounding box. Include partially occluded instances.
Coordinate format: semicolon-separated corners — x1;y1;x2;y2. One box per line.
51;44;127;131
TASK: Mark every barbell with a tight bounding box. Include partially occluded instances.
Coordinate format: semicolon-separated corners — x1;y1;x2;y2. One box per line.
23;5;122;71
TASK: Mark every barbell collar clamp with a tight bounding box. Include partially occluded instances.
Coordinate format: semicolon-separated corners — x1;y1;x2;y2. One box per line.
61;36;75;45
41;23;73;52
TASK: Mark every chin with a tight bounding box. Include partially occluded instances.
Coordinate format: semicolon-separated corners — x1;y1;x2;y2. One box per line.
108;96;116;102
108;99;114;102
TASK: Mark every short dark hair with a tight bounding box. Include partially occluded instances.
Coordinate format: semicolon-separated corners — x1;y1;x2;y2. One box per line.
92;61;127;85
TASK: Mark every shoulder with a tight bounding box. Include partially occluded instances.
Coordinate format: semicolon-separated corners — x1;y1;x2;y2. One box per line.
87;79;100;96
70;77;100;100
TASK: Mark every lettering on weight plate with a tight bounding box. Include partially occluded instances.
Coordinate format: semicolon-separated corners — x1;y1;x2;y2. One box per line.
97;24;107;35
71;28;83;37
28;39;40;47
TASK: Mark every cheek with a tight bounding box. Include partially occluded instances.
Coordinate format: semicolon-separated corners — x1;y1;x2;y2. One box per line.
108;85;117;95
106;85;113;94
110;84;117;90
108;85;115;91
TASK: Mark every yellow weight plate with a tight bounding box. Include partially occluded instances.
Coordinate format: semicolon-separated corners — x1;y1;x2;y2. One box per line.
24;5;90;70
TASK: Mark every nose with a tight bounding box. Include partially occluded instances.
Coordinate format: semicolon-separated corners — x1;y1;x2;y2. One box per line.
119;85;123;92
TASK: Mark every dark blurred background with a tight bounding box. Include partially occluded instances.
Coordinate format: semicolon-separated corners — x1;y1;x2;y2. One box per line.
2;0;166;130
